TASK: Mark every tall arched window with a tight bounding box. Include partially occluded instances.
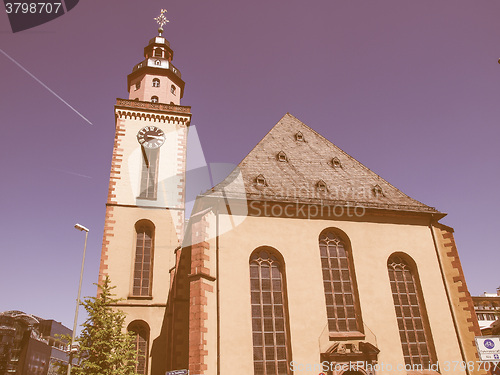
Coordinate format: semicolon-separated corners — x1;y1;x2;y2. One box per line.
151;96;159;103
154;48;162;57
152;78;160;87
319;229;362;335
250;248;291;375
128;321;150;375
170;84;176;95
133;220;154;296
387;254;436;367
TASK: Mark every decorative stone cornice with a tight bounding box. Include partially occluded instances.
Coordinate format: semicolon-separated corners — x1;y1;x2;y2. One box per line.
115;98;191;125
116;98;191;114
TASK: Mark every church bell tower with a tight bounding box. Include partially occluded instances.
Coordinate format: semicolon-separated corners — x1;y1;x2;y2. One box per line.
98;10;191;375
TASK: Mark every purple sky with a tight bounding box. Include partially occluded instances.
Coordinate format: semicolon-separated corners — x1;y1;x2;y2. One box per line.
1;1;499;330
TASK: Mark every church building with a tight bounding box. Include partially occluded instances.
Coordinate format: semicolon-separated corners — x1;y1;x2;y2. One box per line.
98;13;485;375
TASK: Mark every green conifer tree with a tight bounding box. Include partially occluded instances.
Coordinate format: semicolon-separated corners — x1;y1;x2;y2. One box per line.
71;276;138;375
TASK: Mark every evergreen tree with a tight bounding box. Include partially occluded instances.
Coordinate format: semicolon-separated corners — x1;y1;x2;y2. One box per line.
72;276;138;375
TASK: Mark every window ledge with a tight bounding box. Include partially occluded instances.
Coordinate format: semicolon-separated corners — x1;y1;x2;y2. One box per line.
127;295;153;300
329;331;365;340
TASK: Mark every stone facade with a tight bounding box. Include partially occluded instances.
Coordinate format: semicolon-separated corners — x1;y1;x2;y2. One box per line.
98;32;191;375
99;28;485;375
172;114;486;375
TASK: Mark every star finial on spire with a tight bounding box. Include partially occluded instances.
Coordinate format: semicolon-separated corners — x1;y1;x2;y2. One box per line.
154;9;169;36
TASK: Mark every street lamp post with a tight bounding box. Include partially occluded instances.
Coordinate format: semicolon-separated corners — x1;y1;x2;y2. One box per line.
67;223;89;375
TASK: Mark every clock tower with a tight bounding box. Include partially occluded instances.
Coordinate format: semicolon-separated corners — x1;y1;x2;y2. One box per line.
98;10;191;375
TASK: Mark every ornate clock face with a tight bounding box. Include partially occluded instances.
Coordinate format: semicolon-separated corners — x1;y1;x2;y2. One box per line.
137;126;165;149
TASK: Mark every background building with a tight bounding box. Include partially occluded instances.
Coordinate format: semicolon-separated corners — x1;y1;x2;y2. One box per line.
472;288;500;335
0;311;49;375
38;320;72;375
0;311;72;375
0;321;16;374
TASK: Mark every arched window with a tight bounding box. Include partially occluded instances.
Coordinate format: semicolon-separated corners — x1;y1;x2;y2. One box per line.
133;220;154;296
250;248;291;375
154;48;162;57
152;78;160;88
319;229;362;335
128;321;150;375
170;84;176;95
151;96;159;103
387;254;436;367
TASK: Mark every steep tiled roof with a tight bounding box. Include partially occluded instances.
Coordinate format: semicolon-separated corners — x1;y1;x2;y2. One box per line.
205;113;440;214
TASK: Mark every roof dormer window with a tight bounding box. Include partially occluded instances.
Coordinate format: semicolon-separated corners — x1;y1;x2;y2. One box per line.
277;151;287;162
372;184;384;197
317;180;328;193
332;157;342;168
155;60;161;66
295;131;304;142
256;174;267;187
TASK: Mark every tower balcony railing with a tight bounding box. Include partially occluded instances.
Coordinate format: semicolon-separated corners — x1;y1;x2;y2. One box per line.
133;59;182;78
